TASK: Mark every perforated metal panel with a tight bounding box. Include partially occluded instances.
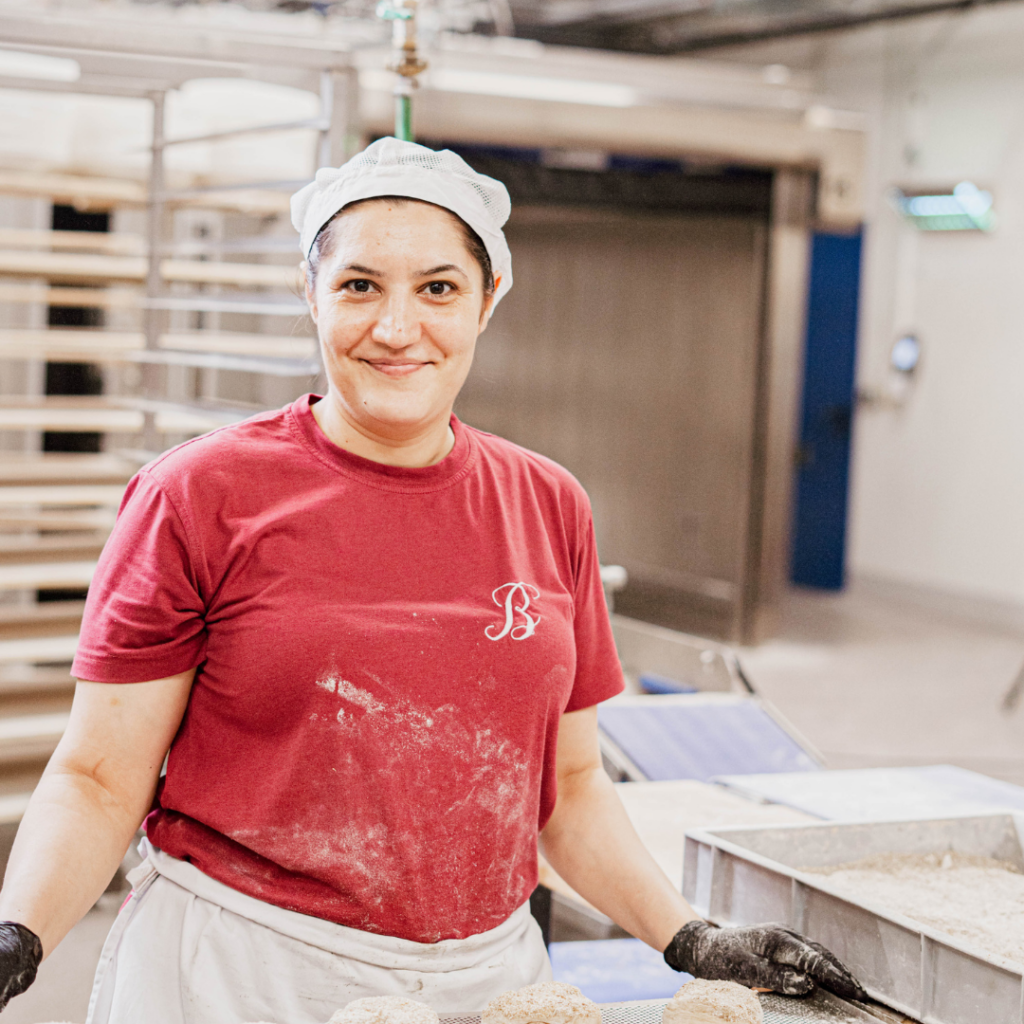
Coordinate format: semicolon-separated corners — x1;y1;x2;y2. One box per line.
440;993;883;1024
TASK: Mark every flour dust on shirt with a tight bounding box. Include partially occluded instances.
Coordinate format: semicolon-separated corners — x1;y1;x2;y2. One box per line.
73;395;624;943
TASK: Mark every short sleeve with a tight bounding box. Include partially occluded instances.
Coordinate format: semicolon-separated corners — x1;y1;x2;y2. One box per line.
564;503;625;713
71;471;208;683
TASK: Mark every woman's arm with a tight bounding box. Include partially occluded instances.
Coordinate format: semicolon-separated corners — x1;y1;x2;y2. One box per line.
539;704;697;950
540;705;866;1000
0;670;195;957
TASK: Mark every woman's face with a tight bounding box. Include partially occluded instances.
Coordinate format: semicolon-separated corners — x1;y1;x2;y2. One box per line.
305;199;496;443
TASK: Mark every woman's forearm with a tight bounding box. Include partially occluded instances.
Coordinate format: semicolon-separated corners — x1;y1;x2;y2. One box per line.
0;673;194;958
539;767;698;951
0;760;150;956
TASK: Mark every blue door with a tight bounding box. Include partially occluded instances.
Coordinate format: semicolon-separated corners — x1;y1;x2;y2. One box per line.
790;231;863;590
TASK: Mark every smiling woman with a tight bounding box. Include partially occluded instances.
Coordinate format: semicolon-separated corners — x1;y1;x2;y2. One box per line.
0;138;865;1024
303;197;498;467
288;139;511;469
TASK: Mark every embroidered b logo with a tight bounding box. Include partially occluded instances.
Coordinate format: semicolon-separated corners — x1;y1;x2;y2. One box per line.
486;582;541;641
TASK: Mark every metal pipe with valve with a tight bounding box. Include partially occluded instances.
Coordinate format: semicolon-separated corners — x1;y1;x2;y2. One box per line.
376;0;428;141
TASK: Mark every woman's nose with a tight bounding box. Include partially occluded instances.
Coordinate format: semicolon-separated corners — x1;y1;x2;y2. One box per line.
371;292;419;348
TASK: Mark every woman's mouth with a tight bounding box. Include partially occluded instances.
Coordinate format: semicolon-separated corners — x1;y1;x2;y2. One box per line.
362;359;429;378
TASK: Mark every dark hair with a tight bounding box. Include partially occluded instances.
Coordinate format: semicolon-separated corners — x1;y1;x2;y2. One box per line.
305;196;494;296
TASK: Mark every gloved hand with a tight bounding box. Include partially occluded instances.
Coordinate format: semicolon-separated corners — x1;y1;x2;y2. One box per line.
664;920;867;1001
0;922;43;1012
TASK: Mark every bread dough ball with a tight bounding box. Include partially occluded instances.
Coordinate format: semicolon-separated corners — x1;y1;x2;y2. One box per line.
662;980;763;1024
482;981;601;1024
328;995;440;1024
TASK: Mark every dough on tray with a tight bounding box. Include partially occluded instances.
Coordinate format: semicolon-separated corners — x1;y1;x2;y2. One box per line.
328;995;441;1024
482;981;601;1024
662;979;763;1024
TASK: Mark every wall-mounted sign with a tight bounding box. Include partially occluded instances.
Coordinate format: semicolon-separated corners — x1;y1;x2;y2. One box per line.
889;181;994;232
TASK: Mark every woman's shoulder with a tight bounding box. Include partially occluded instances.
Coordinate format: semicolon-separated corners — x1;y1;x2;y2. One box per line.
142;403;299;492
463;423;591;508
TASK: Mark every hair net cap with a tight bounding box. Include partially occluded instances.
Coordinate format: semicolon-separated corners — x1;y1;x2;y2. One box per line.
291;137;513;305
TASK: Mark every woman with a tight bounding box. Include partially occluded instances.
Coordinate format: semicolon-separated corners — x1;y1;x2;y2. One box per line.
0;139;864;1023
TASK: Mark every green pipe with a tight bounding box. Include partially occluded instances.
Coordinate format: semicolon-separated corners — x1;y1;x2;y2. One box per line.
395;93;412;142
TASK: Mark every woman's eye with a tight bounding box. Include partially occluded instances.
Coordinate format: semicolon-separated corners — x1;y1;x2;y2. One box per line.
344;279;374;293
426;281;453;296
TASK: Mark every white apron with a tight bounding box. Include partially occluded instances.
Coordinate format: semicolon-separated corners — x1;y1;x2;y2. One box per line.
86;841;551;1024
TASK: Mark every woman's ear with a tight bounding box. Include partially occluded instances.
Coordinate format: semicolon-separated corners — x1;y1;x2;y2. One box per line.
301;262;318;324
478;275;501;331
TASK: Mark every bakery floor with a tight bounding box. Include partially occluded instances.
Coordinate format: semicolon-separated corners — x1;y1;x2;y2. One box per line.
10;577;1024;1023
740;578;1024;786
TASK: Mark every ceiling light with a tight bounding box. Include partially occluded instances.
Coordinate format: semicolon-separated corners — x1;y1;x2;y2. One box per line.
762;64;790;85
0;49;80;83
428;68;638;107
804;105;867;131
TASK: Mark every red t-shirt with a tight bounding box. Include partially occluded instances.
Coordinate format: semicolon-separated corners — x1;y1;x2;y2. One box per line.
73;395;623;943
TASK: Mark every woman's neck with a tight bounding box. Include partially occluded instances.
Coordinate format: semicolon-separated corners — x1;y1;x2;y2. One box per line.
311;395;456;468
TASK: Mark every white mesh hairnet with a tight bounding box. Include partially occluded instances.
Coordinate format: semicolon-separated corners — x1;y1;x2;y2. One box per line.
291;137;513;305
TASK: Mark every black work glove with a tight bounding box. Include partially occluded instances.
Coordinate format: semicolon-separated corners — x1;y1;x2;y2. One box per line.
0;922;43;1012
664;920;867;1001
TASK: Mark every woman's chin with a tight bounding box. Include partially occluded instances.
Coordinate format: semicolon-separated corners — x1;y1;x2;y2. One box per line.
360;401;444;436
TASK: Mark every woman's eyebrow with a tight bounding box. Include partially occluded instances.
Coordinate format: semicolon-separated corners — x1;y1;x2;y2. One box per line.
419;263;466;277
341;263;384;275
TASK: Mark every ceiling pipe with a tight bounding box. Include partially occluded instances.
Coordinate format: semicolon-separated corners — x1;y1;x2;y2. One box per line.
526;0;1012;54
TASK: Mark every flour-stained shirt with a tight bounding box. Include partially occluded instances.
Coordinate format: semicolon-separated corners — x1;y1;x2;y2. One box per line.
72;395;624;942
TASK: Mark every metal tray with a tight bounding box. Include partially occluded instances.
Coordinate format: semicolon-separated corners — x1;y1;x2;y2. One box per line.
441;992;883;1024
682;814;1024;1024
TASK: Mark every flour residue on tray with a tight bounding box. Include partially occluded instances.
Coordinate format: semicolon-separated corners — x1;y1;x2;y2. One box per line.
804;851;1024;964
759;992;870;1024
